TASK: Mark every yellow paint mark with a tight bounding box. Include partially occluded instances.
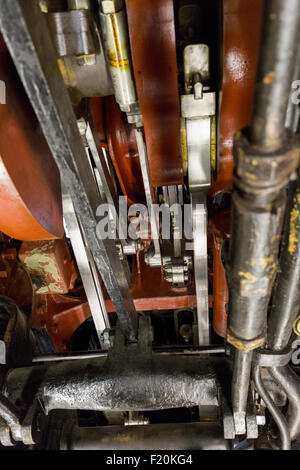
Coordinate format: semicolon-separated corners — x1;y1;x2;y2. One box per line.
258;256;274;270
108;14;130;70
244;172;257;181
57;58;76;87
288;190;300;254
180;119;188;175
239;271;257;282
210;115;217;173
107;51;129;69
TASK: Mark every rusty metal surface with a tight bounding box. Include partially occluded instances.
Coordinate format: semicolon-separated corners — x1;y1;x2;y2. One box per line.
19;240;77;295
210;0;263;196
126;0;183;188
212;234;228;338
0;51;64;241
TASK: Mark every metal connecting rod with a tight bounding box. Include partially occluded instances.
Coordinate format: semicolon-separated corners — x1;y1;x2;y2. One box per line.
228;0;300;435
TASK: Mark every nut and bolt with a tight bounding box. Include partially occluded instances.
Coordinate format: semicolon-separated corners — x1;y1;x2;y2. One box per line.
193;73;203;100
76;54;96;66
102;329;111;345
101;0;123;14
77;118;87;136
293;316;300;336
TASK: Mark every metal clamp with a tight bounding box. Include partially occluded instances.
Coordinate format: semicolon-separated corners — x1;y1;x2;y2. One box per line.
253;348;292;367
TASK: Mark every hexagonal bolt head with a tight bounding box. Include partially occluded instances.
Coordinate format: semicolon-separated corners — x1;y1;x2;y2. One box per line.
101;0;123;14
76;54;96;66
77;118;87;136
102;329;111;345
127;113;143;128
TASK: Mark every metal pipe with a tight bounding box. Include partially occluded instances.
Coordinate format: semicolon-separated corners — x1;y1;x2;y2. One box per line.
3;356;230;413
253;364;291;450
231;350;253;435
266;170;300;443
228;187;287;434
61;422;232;450
228;0;300;434
250;0;300;150
32;344;227;363
267;170;300;351
99;0;138;113
285;44;300;133
269;366;300;441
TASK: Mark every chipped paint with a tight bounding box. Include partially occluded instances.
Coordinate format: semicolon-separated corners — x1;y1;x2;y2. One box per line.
288;189;300;255
22;252;62;293
238;271;257;282
19;240;75;295
23;240;56;255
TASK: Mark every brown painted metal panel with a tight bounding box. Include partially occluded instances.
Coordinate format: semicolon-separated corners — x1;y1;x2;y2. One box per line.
0;51;64;240
126;0;183;187
210;0;263;196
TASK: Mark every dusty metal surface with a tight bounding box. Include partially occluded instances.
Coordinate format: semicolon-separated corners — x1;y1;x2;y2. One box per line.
249;0;300;151
267;172;300;351
269;365;300;441
228;0;300;437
